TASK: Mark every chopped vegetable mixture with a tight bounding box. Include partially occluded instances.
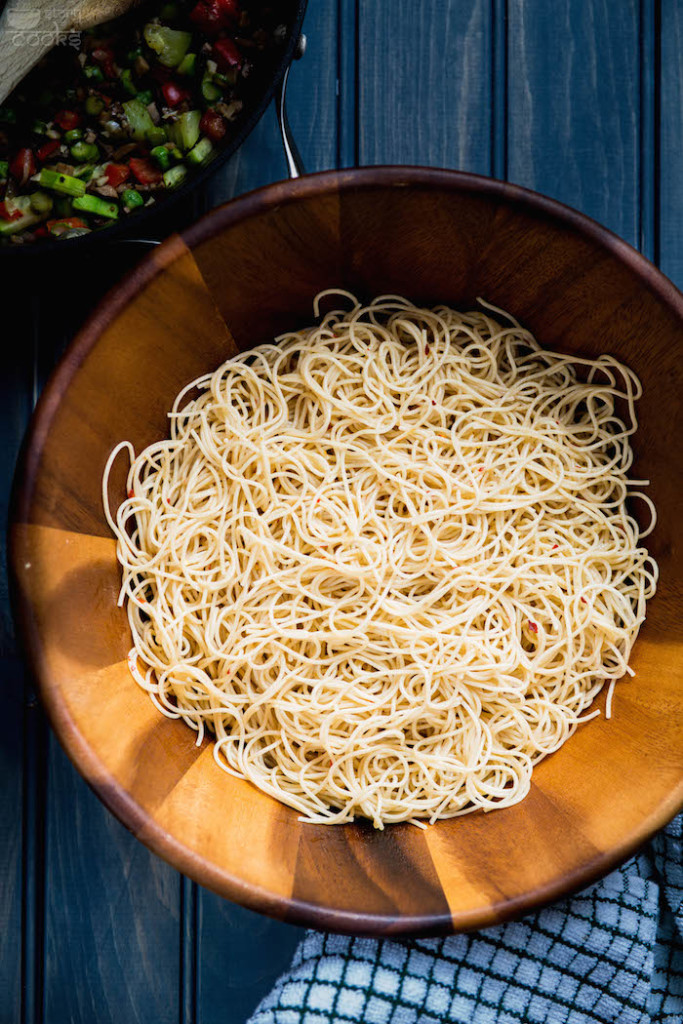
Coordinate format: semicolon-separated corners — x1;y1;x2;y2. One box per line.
0;0;285;242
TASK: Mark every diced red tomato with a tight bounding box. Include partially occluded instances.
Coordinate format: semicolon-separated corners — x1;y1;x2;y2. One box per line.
162;80;191;107
9;148;36;185
46;216;89;235
0;201;23;222
54;109;81;131
200;109;227;141
33;225;49;237
91;47;117;77
129;157;162;185
215;0;241;21
37;138;61;162
190;0;240;34
189;0;224;35
104;163;130;187
212;37;243;72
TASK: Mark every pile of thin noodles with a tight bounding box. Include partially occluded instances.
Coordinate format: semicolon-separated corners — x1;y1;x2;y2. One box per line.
103;293;658;828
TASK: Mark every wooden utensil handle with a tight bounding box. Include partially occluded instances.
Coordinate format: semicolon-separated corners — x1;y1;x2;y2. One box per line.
0;1;71;106
0;0;139;106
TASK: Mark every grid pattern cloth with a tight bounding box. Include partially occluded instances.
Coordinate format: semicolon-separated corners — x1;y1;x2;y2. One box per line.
249;816;682;1024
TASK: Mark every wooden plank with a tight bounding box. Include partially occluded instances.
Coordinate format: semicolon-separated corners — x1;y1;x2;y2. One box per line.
196;902;303;1024
337;0;358;168
357;0;492;173
43;747;181;1024
659;0;683;288
287;0;338;174
0;272;36;1024
639;0;657;263
507;0;640;243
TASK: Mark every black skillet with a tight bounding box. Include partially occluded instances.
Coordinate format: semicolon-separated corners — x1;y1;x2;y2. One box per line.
0;0;308;258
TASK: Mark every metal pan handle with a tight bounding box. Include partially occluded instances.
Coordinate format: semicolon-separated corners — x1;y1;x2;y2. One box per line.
276;34;307;180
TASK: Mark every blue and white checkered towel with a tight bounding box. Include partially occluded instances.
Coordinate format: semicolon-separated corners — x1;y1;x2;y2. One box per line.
248;816;682;1024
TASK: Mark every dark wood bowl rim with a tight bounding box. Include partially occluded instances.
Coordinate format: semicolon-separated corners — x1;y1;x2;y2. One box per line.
10;166;683;936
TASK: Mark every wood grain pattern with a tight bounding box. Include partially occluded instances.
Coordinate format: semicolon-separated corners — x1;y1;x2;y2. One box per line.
0;287;34;1024
659;0;683;285
358;0;492;174
11;169;683;938
507;0;640;243
43;750;181;1024
196;901;301;1024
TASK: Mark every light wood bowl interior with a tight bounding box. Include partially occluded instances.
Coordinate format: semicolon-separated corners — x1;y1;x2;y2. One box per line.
11;168;683;935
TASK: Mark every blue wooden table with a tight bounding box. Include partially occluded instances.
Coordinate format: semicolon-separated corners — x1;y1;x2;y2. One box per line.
1;2;681;1021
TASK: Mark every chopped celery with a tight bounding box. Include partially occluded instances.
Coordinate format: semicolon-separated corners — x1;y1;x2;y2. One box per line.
162;164;187;189
72;164;96;181
137;89;154;106
177;52;196;76
186;136;213;166
73;194;119;219
0;161;8;178
123;98;155;143
70;141;99;163
0;211;43;234
39;168;86;197
83;65;104;81
120;68;138;96
146;125;168;146
201;75;222;102
0;197;44;235
64;128;83;143
29;191;53;214
143;24;192;67
169;109;201;151
32;119;49;135
85;96;105;116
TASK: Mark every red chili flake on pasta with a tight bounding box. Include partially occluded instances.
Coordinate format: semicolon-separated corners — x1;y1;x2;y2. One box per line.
528;621;538;633
127;489;134;498
425;345;431;355
552;543;559;550
580;597;587;604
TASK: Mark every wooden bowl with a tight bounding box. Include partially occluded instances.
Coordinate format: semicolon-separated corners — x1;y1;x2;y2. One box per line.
10;168;683;936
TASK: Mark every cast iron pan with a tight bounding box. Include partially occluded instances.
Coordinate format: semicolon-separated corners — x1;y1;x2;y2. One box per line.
0;0;307;257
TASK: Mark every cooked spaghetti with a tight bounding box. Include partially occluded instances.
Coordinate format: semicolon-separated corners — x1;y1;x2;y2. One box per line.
103;293;658;828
